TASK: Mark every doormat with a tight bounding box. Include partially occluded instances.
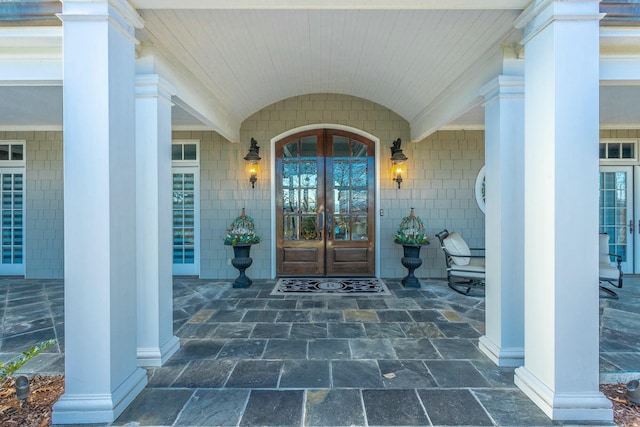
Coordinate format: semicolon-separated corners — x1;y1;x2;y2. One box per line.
271;278;391;296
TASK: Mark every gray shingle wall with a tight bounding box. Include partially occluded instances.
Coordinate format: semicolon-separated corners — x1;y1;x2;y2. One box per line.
13;111;636;280
184;93;486;280
0;131;65;279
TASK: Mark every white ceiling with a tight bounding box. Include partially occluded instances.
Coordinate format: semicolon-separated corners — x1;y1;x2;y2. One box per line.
0;1;638;135
137;8;522;132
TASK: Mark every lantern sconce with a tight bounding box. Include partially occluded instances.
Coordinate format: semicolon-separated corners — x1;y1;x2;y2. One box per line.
390;138;408;189
244;138;262;189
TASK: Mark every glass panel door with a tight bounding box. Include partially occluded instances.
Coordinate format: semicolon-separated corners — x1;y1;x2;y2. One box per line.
276;131;325;276
276;129;375;277
172;168;200;275
0;170;24;275
325;131;375;276
599;166;633;273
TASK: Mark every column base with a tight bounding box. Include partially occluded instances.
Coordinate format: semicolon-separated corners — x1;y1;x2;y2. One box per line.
52;367;147;424
514;366;613;422
479;335;524;367
137;335;180;367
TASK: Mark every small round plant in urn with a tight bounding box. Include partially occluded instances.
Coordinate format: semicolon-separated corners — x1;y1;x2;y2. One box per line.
394;208;429;288
224;208;261;288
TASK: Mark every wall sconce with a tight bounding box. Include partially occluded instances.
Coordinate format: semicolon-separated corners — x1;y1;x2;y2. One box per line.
244;138;262;189
390;138;408;189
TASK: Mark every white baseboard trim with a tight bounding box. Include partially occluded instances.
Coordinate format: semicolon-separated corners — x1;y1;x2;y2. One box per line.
52;367;148;424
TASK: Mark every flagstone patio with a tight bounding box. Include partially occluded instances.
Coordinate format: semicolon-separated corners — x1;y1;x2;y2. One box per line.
0;276;638;426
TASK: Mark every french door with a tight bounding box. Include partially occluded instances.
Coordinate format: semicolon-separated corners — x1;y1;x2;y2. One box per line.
276;129;375;276
0;169;24;275
172;168;200;275
599;166;633;273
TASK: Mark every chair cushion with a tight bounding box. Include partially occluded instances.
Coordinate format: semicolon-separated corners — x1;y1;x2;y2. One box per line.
599;234;612;265
443;232;471;266
600;263;620;281
450;258;485;279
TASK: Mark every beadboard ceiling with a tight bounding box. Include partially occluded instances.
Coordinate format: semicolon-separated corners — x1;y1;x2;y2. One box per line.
0;1;639;135
136;7;523;131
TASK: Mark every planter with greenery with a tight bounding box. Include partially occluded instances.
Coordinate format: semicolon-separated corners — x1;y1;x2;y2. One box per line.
394;208;429;288
224;208;261;288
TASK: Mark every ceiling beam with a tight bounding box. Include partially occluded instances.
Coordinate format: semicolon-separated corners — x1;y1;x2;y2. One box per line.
137;45;241;142
131;0;531;10
410;46;508;142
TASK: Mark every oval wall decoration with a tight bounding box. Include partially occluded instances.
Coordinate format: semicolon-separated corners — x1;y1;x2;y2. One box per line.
475;165;486;214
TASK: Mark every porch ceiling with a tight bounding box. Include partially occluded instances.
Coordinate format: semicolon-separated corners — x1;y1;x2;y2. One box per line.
0;1;639;135
135;5;524;139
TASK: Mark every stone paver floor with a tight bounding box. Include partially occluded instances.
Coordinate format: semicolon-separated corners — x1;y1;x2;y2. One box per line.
1;276;638;426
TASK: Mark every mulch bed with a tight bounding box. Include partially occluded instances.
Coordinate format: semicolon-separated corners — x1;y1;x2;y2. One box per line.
601;383;640;426
0;375;64;427
0;376;638;426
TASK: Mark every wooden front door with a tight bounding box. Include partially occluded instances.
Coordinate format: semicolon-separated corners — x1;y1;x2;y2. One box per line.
276;129;375;276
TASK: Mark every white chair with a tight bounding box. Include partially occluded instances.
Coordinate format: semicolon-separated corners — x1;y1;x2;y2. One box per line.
599;233;623;299
436;230;485;295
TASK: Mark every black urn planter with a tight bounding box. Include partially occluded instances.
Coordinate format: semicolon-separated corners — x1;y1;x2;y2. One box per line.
230;243;253;288
396;241;428;288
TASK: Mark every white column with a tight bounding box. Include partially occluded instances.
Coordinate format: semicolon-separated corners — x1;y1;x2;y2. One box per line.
53;1;147;424
135;74;180;366
513;0;612;421
479;75;525;367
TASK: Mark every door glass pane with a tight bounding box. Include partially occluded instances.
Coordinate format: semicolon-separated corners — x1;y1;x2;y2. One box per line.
283;216;298;240
283;189;299;212
599;171;628;262
352;142;367;158
334;162;349;187
335;190;350;214
172;145;182;161
301;216;318;240
11;145;23;161
333;137;349;158
283;141;298;158
300;189;317;213
352;216;368;240
352;162;367;187
334;215;350;240
352;190;368;212
183;144;197;160
301;137;317;157
283;163;299;187
300;162;317;188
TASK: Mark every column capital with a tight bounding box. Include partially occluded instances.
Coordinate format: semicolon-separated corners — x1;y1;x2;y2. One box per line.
135;74;176;103
481;75;524;106
515;0;604;45
58;0;144;44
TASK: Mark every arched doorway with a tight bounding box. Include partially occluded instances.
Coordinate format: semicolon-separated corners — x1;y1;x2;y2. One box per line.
275;129;376;276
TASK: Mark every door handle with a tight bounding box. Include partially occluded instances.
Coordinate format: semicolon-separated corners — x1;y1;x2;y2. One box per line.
631;220;634;235
318;212;324;239
327;213;333;239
